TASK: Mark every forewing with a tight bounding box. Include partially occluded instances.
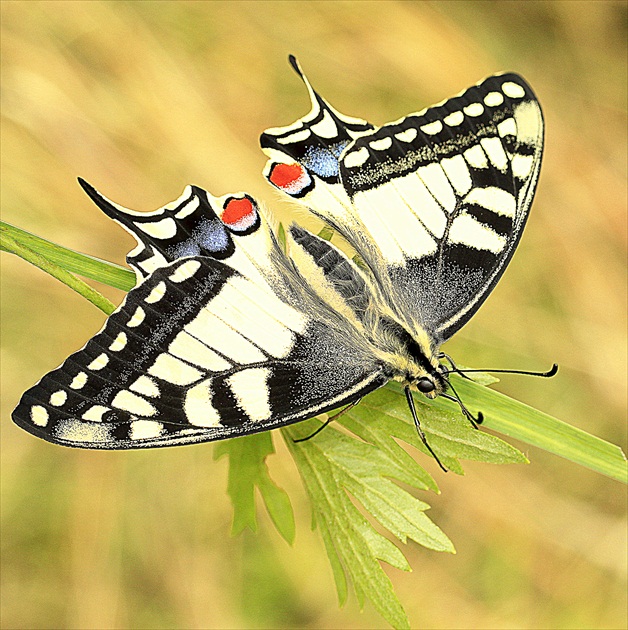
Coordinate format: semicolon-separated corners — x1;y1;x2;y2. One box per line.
340;73;544;341
262;65;543;343
13;187;387;449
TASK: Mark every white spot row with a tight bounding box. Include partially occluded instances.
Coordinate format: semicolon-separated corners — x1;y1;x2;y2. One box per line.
109;332;127;352
502;81;526;99
343;79;527;169
276;110;339;145
174;195;200;220
277;128;311;145
128;306;146;328
88;353;109;371
27;401;167;443
31;405;49;427
50;390;67;406
145;281;166;304
70;372;88;389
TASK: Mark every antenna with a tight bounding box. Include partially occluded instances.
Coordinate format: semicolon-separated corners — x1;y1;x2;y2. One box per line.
450;363;558;378
438;352;558;379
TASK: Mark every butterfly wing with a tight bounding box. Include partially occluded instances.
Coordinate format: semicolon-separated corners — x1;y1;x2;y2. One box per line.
261;62;544;344
12;186;388;449
78;179;253;282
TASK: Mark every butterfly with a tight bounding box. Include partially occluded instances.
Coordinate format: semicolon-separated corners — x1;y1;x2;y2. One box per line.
12;56;544;467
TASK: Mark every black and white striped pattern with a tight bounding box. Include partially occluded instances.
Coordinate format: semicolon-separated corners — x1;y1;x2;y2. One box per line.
13;186;387;448
261;64;543;343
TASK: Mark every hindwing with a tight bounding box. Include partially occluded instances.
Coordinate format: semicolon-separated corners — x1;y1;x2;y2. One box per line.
261;62;544;343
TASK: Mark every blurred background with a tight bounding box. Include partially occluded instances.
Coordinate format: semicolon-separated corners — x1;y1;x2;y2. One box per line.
1;1;626;628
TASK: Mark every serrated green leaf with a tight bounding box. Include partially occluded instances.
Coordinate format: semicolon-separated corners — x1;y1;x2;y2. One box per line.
317;515;349;605
287;435;410;628
298;425;453;552
214;432;295;543
257;470;296;545
339;403;439;492
283;419;452;628
359;524;411;572
354;385;527;472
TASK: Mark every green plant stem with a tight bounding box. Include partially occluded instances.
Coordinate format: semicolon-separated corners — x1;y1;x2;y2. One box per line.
3;223;626;484
423;379;627;484
1;224;117;315
1;221;135;292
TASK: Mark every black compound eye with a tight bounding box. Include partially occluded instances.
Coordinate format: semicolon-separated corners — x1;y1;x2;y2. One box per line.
417;378;435;394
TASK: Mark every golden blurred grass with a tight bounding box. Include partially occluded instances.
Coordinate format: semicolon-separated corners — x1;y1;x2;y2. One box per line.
1;1;626;628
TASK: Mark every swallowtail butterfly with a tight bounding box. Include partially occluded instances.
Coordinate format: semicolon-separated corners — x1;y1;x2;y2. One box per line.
12;57;544;464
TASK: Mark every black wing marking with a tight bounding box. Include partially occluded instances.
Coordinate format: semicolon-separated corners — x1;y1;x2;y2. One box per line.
288;225;376;326
340;73;543;341
260;55;374;188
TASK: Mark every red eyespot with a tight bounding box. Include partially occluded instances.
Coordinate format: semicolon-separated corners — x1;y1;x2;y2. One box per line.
221;197;258;232
267;162;312;197
269;163;304;188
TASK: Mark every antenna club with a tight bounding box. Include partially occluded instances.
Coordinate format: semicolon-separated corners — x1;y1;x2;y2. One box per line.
546;363;559;377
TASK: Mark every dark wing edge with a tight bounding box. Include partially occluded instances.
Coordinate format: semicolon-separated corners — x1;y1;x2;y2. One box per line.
434;73;544;340
12;251;389;449
78;178;253;281
336;72;545;342
260;65;544;346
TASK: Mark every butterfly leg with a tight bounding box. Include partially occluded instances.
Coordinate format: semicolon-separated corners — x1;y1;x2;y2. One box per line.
404;386;448;472
293;398;362;443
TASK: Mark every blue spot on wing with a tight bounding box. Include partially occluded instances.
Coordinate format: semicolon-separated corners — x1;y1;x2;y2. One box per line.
302;141;350;179
164;217;234;262
198;219;231;253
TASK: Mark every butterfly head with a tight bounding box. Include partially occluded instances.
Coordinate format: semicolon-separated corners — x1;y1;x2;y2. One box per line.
415;375;442;399
376;316;449;398
407;362;449;400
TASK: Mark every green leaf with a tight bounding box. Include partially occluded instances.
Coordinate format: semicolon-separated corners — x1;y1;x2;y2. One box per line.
279;386;527;627
350;385;527;474
1;221;135;292
424;376;628;484
277;222;287;253
284;419;454;629
317;225;335;241
214;432;295;544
